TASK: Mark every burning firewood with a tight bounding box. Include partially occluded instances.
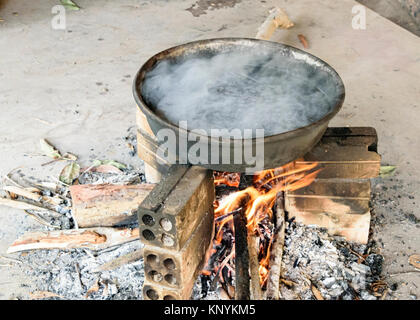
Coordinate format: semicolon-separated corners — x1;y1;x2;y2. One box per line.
203;160;320;300
265;192;285;300
214;172;241;188
247;232;263;299
233;208;250;300
7;227;140;253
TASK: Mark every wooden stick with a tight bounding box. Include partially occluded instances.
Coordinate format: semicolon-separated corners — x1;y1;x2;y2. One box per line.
234;210;250;300
256;8;294;40
23;210;60;229
0;197;60;216
3;185;42;202
93;248;143;272
265;192;285;300
247;232;263;299
7;227;140;253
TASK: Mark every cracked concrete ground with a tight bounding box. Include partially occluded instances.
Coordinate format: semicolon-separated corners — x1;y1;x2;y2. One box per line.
0;0;419;299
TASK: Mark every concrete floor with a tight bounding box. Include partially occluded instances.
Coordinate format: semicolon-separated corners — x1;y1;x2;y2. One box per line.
0;0;419;299
358;0;420;36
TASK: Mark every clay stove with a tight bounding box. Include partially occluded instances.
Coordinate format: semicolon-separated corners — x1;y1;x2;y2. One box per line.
133;39;381;300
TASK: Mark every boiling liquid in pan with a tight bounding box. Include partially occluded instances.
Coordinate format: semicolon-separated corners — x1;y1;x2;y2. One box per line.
141;50;342;137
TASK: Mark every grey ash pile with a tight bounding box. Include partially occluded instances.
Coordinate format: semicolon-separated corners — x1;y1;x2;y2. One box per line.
8;168;146;300
17;241;144;300
192;221;384;300
280;221;383;300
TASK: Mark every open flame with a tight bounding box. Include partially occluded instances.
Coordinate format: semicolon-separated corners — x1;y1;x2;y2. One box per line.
204;159;321;292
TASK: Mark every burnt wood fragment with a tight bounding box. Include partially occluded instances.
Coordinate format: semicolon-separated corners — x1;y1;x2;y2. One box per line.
233;209;250;300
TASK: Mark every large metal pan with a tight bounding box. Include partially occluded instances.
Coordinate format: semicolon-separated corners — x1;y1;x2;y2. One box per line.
133;38;345;173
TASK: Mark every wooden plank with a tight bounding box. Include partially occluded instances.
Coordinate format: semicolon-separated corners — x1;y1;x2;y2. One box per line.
299;127;380;179
285;180;371;215
322;127;378;152
70;184;154;227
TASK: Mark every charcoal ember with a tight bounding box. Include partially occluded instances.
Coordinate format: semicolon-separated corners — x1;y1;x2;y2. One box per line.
365;254;384;276
214;172;241;188
239;174;254;190
200;274;210;298
215;185;239;198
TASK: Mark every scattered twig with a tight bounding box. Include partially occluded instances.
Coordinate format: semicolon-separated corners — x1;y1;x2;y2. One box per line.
336;242;366;262
0;255;23;265
3;185;42;202
93;248;143;272
311;282;324;300
7;227;140;253
298;34;309;49
23;210;60;229
388;270;420;277
74;262;84;290
0;197;60;216
29;291;64;300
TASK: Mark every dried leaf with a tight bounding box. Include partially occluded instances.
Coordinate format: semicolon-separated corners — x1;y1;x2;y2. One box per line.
60;0;80;10
59;162;80;185
85;279;100;298
379;165;396;178
40;139;61;159
92;164;122;174
92;159;126;170
409;254;420;269
63;152;78;161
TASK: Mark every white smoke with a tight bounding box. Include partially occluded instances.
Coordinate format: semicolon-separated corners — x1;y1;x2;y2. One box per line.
141;48;342;137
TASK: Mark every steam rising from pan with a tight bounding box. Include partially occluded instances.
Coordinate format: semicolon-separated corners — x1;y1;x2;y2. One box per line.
141;45;343;137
